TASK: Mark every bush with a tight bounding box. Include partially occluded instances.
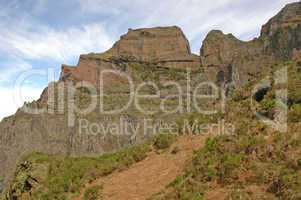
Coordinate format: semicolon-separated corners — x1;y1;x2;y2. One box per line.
153;134;177;150
204;137;219;152
231;89;248;101
84;186;102;200
260;98;276;111
289;104;301;122
176;113;218;135
298;159;301;168
9;143;151;199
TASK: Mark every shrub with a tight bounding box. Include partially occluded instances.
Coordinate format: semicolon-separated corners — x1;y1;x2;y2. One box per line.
260;98;276;111
298;159;301;168
204;137;219;152
289;104;301;122
11;143;151;199
153;134;177;150
176;113;218;135
231;89;248;101
84;185;102;200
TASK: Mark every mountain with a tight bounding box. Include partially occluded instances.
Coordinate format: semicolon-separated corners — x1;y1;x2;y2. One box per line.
1;2;301;199
0;26;205;192
201;2;301;88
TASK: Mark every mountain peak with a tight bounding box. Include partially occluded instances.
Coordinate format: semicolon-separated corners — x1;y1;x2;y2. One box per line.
260;1;301;59
261;1;301;37
60;26;200;84
102;26;194;62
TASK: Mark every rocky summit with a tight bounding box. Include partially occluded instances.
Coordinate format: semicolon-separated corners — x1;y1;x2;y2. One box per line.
1;2;301;199
60;26;200;86
201;2;301;88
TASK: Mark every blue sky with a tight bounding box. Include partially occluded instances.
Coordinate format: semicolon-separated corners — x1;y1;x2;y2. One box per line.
0;0;297;119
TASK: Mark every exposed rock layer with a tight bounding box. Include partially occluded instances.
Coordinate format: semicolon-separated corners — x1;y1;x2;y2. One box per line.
1;2;301;194
60;26;200;86
200;2;301;87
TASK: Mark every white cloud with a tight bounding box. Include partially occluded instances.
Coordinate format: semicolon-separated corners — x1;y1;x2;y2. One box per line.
0;86;43;121
0;23;114;63
0;59;33;84
78;0;297;52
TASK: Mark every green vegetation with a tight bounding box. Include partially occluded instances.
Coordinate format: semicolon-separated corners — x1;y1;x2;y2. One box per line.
289;104;301;122
4;54;301;200
176;113;219;134
150;125;301;200
288;61;301;105
6;144;151;200
231;88;248;101
149;61;301;200
153;133;177;150
84;186;102;200
5;132;179;200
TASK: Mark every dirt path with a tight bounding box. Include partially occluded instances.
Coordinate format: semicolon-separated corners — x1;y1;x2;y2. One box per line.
76;135;206;200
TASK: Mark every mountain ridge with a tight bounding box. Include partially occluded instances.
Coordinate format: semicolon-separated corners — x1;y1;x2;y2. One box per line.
1;2;301;198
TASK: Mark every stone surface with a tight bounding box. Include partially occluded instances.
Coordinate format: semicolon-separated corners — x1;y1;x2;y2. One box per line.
60;26;200;86
106;26;191;60
200;2;301;88
200;30;275;88
261;2;301;59
102;26;200;68
1;2;301;195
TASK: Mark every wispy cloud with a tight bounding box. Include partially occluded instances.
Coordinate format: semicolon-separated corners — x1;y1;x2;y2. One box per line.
0;59;32;84
78;0;297;52
0;23;114;63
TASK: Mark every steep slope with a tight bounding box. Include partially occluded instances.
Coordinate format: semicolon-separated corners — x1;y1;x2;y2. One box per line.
1;2;301;198
148;60;301;200
200;1;301;88
75;136;205;200
0;26;203;192
261;1;301;59
60;26;200;86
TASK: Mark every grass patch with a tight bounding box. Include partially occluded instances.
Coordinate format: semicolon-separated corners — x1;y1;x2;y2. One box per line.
84;185;102;200
6;143;151;200
149;122;301;200
289;104;301;122
153;133;177;150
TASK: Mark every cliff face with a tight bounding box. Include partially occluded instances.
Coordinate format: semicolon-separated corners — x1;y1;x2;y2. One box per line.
261;2;301;59
60;26;200;86
0;26;203;190
105;26;197;63
200;2;301;88
200;30;274;87
1;2;301;195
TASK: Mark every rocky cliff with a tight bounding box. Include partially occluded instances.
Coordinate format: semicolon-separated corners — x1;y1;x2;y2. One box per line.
261;2;301;59
60;26;200;86
0;26;203;191
200;1;301;88
1;2;301;196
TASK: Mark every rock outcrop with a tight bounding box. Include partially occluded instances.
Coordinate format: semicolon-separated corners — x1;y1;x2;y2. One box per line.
1;2;301;196
200;1;301;88
60;26;200;86
261;2;301;59
104;26;198;64
0;26;203;191
200;30;274;88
